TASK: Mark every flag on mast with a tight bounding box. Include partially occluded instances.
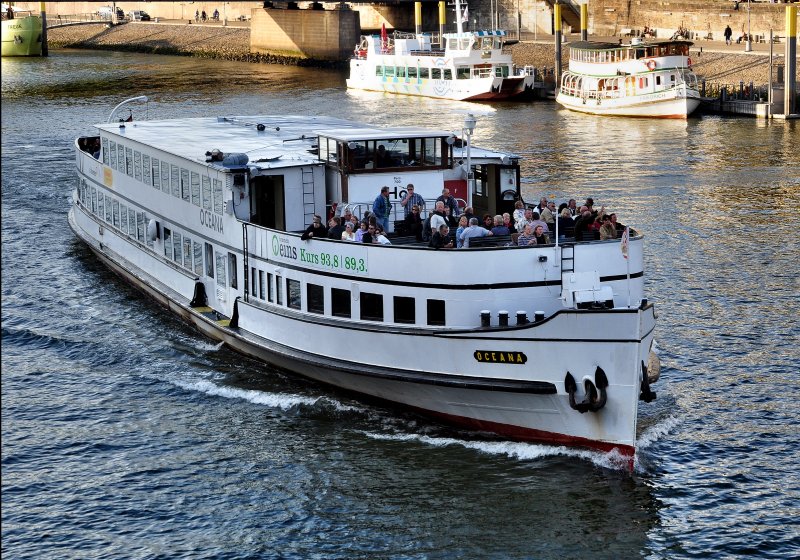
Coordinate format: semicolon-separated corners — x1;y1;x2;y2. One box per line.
620;226;629;259
461;5;469;23
380;23;388;53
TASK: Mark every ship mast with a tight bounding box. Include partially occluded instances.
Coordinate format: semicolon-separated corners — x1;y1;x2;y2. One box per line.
455;0;464;35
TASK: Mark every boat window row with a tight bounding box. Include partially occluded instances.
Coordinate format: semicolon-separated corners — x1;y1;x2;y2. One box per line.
377;65;452;80
570;43;689;63
562;73;678;98
78;179;155;252
247;268;447;326
320;136;449;172
100;137;225;216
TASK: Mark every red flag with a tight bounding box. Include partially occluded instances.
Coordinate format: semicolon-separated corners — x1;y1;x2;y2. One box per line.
380;23;388;53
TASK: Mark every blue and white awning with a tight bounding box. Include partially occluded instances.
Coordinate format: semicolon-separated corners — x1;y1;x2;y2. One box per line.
474;30;507;37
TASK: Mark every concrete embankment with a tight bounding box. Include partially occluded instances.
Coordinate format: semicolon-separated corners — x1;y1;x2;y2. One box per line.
49;21;780;86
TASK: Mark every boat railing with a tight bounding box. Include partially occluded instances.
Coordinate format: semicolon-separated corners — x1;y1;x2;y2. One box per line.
337;198;467;230
409;49;446;57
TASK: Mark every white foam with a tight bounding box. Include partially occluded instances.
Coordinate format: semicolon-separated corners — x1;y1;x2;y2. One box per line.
361;432;633;471
636;414;681;450
173;378;320;409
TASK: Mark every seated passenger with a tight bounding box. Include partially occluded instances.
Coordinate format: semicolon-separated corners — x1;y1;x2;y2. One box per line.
327;216;345;240
374;225;392;245
599;214;617;241
557;208;575;238
529;212;549;233
355;220;369;242
404;204;424;241
300;215;328;240
491;215;510;236
455;215;469;248
429;224;454;249
429;201;447;237
460;217;493;248
502;212;517;234
517;224;536;246
532;225;550;245
482;214;494;230
341;222;356;241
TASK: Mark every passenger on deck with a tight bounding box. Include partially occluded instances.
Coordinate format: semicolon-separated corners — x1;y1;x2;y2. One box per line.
462;206;475;224
482;214;494;230
533;225;550;245
599;214;617;241
515;208;533;232
529;212;549;233
502;213;517;234
355;220;368;242
429;224;454;249
533;197;548;215
512;200;526;226
361;224;376;244
568;198;578;217
400;184;425;217
455;215;469;248
491;215;510;236
444;206;458;229
610;213;626;235
300;215;328;240
327;216;345;240
429;201;447;237
517;224;536;246
374;225;392;245
557;208;575;239
573;209;595;240
404;204;424;241
540;202;556;230
341;222;356;241
436;188;459;217
460;218;493;248
342;207;354;225
372;186;392;232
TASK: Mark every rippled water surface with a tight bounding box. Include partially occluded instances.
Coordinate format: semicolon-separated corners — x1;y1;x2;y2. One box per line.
2;50;799;559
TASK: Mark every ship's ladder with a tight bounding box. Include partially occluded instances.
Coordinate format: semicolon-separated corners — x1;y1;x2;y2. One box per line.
560;242;575;279
302;167;315;226
242;222;250;303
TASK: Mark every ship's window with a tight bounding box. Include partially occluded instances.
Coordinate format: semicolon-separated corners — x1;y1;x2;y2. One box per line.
108;141;116;169
134;151;142;182
144;214;154;249
394;296;415;324
173;232;183;266
117;143;125;170
202;176;212;210
97;192;105;219
360;292;383;322
251;267;257;297
420;68;429;79
125;147;133;177
142;154;151;185
427;299;446;326
375;66;383;77
191;172;201;207
194;241;203;275
671;74;676;83
128;210;136;239
286;279;300;309
456;67;470;80
384;66;395;78
137;212;145;242
91;187;97;214
307;284;324;314
171;165;180;198
431;68;441;79
259;270;266;300
161;161;170;194
112;200;120;228
120;205;128;234
213;179;224;215
275;275;283;305
183;237;192;271
448;38;458;50
267;273;274;302
397;66;406;78
180;169;190;202
104;195;112;223
656;76;662;86
163;228;173;260
408;67;417;78
331;288;351;318
444;69;452;80
215;252;227;287
102;138;109;166
150;157;159;188
205;243;214;278
228;253;238;289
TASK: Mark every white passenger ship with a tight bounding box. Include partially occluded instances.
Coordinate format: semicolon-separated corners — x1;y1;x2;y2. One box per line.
346;0;536;102
69;99;659;461
556;39;701;118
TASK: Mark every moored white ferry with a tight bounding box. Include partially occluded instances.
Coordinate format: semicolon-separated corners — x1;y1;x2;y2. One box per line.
69;99;659;461
556;39;701;118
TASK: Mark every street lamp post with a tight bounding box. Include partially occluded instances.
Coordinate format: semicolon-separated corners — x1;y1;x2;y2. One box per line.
463;113;476;188
745;0;752;52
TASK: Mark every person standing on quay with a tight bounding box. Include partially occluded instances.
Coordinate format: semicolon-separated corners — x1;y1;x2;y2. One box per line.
724;25;733;45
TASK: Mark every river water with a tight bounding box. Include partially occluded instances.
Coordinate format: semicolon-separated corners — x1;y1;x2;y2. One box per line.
2;49;799;559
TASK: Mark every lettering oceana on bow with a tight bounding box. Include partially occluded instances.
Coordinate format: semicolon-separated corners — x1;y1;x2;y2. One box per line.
473;351;528;364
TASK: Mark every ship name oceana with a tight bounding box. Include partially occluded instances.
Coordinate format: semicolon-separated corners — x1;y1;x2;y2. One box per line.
473;351;528;364
200;209;223;233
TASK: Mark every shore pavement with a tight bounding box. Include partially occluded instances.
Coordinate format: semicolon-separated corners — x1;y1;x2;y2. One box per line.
48;19;794;87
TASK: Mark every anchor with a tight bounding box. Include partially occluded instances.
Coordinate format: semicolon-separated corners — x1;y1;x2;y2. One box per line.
565;367;609;413
639;360;657;403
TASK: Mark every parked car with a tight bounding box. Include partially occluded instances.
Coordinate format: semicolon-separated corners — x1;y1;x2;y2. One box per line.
127;10;151;22
97;6;125;20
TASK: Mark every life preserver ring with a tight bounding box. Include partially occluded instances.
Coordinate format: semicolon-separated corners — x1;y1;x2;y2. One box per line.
687;57;692;67
645;60;657;71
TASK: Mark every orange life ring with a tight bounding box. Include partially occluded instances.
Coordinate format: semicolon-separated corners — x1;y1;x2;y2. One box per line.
646;60;657;71
687;57;693;67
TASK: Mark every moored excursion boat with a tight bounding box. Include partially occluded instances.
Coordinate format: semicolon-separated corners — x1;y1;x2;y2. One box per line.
556;38;701;118
346;0;537;102
1;4;42;57
69;98;660;462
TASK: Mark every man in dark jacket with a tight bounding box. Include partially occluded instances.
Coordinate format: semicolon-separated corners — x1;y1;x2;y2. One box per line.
327;216;345;240
300;215;328;240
